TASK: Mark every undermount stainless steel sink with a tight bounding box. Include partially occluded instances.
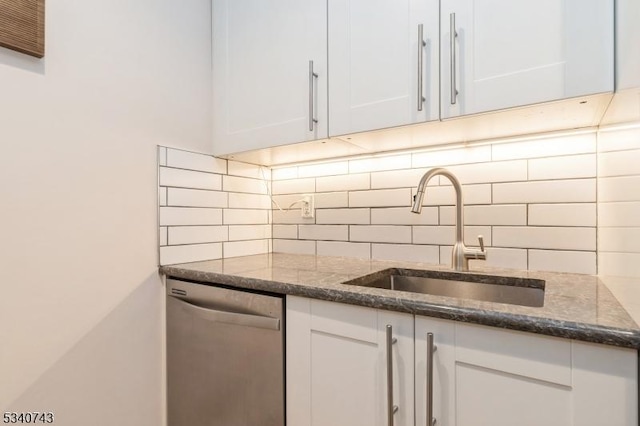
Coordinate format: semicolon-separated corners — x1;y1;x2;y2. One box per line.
342;268;545;308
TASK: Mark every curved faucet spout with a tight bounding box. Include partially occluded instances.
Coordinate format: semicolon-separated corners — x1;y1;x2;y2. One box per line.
411;168;485;271
411;167;464;244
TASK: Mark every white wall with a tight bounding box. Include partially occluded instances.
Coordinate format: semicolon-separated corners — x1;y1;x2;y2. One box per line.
0;1;212;424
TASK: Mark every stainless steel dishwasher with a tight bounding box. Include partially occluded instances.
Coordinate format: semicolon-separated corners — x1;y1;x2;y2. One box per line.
166;278;285;426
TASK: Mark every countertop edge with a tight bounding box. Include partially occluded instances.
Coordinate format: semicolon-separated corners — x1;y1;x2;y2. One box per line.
160;265;640;350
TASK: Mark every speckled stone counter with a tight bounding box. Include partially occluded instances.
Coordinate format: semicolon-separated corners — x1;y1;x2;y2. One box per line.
160;253;640;350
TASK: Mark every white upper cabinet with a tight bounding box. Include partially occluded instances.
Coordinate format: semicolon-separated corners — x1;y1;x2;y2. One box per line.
441;0;614;119
212;0;327;155
328;0;440;136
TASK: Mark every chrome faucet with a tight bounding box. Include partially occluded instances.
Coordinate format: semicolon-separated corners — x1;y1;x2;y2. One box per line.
411;167;487;271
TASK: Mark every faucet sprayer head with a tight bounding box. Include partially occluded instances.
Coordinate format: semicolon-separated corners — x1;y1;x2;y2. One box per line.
411;191;424;214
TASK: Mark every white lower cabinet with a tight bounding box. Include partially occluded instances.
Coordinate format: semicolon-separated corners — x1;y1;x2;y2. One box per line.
287;296;638;426
287;296;414;426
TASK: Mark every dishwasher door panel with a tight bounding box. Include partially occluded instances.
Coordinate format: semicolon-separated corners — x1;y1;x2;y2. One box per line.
167;281;284;426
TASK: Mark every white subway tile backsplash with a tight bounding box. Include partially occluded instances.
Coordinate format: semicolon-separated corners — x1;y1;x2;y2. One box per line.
316;208;370;225
272;194;307;210
493;179;595;204
159;227;168;246
413;226;455;245
315;192;349;208
529;250;596;275
371;168;431;189
271;166;298;180
598;149;640;177
160;167;222;190
599;252;640;278
273;239;316;255
223;209;269;225
316;173;369;192
349;189;412;208
272;209;316;225
598;176;640;202
159;187;167;206
168;226;228;245
299;225;348;241
228;161;270;180
439;246;452;265
440;205;526;226
350;155;411;173
350;225;412;244
298;161;348;178
528;154;596;180
464;226;492;246
158;147;167;166
598;202;640;227
493;227;595;251
371;207;438;225
372;243;439;264
167;188;228;208
224;239;270;258
528;204;596;227
599;228;640;253
228;192;272;209
223;175;268;194
159;207;222;226
471;247;528;270
412;145;491;168
446;160;527;184
492;132;596;160
316;241;370;259
229;225;272;241
167;148;227;174
159;126;635;277
160;243;222;265
272;178;315;195
273;225;298;239
598;126;640;152
416;184;492;206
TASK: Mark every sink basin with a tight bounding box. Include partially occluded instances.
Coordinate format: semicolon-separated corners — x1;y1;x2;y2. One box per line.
342;268;545;307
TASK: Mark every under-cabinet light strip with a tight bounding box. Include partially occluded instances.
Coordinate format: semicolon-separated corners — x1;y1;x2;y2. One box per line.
271;127;598;170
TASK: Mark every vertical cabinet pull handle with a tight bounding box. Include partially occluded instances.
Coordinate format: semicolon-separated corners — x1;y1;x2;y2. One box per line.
417;24;426;111
449;13;458;105
426;332;438;426
309;60;318;131
386;325;399;426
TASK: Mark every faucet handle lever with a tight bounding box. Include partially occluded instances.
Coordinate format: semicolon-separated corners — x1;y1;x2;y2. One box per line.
477;235;485;252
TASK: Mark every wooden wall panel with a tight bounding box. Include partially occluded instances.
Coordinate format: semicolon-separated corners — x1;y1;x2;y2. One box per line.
0;0;44;58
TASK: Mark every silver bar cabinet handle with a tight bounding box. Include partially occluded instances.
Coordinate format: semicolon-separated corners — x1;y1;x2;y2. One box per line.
386;325;399;426
417;24;426;111
426;332;438;426
309;60;318;131
450;13;458;105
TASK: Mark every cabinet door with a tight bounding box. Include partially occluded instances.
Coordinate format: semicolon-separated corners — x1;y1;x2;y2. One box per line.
212;0;327;155
441;0;614;119
415;316;456;426
287;297;414;426
454;322;638;426
328;0;439;136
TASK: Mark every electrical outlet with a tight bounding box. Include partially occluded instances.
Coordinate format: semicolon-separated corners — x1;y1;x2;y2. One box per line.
301;194;314;218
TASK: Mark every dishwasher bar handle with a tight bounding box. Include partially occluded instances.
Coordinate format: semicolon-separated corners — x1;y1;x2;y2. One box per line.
172;296;280;331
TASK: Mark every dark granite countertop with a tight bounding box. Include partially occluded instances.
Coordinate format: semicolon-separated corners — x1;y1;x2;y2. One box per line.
160;253;640;350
